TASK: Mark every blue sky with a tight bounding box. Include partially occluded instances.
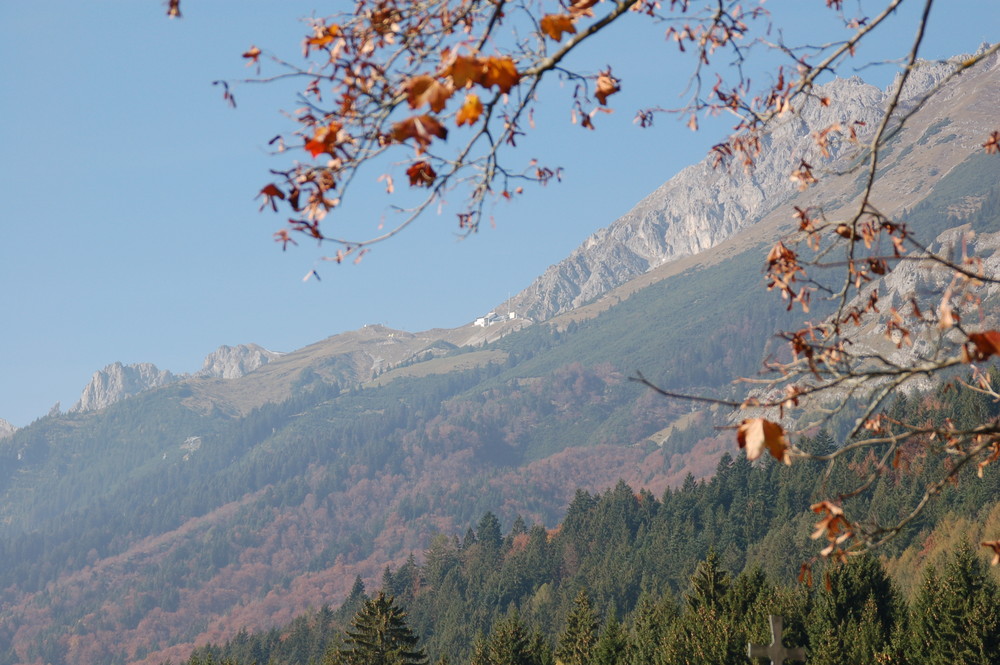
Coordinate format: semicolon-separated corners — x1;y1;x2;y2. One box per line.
1;1;996;427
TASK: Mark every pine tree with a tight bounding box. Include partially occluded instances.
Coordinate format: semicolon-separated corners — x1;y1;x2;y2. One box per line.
556;590;599;665
334;592;428;665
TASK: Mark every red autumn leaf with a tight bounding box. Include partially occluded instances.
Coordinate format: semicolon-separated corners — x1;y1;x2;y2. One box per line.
304;121;345;158
540;14;577;42
964;331;1000;362
391;115;448;153
595;69;620;105
455;94;483;127
405;75;454;113
406;161;437;187
737;418;791;464
257;184;285;212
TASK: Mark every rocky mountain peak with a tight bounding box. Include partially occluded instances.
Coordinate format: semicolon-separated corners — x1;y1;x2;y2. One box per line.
196;343;283;380
71;362;178;413
0;419;16;439
500;49;996;323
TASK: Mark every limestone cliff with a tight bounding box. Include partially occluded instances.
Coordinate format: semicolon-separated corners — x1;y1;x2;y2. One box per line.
71;362;179;413
196;343;283;380
503;50;996;322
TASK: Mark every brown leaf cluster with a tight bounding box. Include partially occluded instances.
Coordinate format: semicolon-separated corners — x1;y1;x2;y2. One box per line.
391;115;448;154
736;418;791;465
442;53;520;93
811;501;853;561
765;241;809;311
405;75;454;113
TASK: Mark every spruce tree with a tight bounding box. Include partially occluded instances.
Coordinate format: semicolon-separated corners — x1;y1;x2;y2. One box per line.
685;550;730;612
556;590;599;665
471;611;543;665
906;543;1000;664
592;614;628;665
806;555;899;665
626;593;674;665
334;592;428;665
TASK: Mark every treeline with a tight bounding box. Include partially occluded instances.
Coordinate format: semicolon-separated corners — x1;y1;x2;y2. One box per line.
182;415;1000;665
184;527;1000;665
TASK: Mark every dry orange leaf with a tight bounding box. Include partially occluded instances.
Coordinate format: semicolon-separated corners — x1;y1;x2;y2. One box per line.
391;115;448;153
540;14;577;42
257;184;285;212
595;70;620;105
984;131;1000;154
242;45;262;65
405;75;454;113
444;53;486;88
306;24;341;49
482;56;520;94
405;161;436;188
737;418;791;464
810;500;852;559
456;94;483;127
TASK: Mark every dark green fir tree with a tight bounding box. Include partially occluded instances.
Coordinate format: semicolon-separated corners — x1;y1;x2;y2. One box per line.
906;543;1000;665
328;592;427;665
556;590;599;665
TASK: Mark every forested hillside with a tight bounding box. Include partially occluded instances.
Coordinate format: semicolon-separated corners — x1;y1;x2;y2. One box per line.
181;380;1000;665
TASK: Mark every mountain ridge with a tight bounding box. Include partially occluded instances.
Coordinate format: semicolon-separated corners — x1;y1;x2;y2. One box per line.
499;48;999;322
57;49;999;422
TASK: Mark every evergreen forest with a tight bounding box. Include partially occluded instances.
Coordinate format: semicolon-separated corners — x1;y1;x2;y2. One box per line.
180;383;1000;665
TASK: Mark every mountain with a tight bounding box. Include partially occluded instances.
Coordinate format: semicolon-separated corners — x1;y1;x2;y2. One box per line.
70;344;286;415
0;50;996;665
0;420;15;440
195;343;284;380
70;361;179;413
504;46;997;322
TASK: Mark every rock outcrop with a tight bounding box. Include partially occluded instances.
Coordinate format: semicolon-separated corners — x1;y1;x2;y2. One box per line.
0;419;16;439
71;362;179;413
503;50;995;322
196;344;283;380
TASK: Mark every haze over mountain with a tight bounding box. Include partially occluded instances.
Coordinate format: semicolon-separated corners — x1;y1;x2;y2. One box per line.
0;49;997;665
